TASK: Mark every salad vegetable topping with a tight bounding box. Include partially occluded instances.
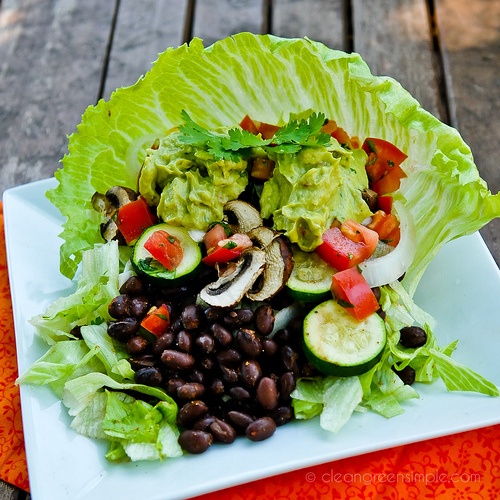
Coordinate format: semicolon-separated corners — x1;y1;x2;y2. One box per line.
18;34;500;463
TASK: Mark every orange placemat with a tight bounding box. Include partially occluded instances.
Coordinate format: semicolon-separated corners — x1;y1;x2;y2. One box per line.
1;201;498;498
0;202;29;492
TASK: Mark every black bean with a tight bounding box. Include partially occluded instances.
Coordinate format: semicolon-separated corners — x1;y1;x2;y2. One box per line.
220;365;239;384
165;377;185;397
177;382;205;400
107;317;140;340
227;410;254;430
181;304;203;330
261;338;279;358
399;326;427;348
134;366;163;386
216;348;242;368
188;369;206;385
200;356;215;372
240;360;262;388
235;329;262;358
125;335;149;355
193;415;216;431
160;350;195;370
281;345;299;375
195;333;216;354
129;296;151;318
177;400;208;427
204;306;226;323
228;386;251;401
210;418;237;444
108;294;131;319
271;406;294;426
210;378;225;396
119;276;146;295
178;430;212;454
393;365;416;385
246;417;276;442
254;304;275;336
153;331;175;355
129;354;156;370
175;330;193;353
256;377;278;410
224;308;254;328
279;372;296;400
210;323;233;346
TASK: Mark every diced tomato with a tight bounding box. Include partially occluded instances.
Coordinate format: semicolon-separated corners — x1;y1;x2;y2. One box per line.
239;115;280;139
316;220;378;271
367;210;400;247
258;122;280;140
201;246;241;266
321;119;358;148
116;197;157;245
239;115;260;135
362;138;408;195
141;304;170;338
144;230;184;270
331;267;380;321
340;220;379;253
370;164;406;195
203;223;228;254
377;195;393;213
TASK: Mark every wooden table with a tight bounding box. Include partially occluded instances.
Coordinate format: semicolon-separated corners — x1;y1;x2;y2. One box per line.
0;1;498;498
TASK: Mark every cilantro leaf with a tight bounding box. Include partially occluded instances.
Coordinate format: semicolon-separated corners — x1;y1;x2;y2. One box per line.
177;110;332;161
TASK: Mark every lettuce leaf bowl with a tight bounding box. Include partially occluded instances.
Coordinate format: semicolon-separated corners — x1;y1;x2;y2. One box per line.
49;32;500;297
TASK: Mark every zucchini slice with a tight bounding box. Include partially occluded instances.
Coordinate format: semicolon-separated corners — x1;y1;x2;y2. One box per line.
132;224;202;286
303;299;386;376
286;247;335;302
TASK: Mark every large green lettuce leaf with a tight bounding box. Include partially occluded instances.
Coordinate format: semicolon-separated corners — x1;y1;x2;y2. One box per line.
49;33;500;294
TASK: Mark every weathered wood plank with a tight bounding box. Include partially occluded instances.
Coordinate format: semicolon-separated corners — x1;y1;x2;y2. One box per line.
191;0;265;45
102;0;189;99
0;480;22;500
351;0;444;119
272;0;347;51
0;0;116;196
435;0;500;265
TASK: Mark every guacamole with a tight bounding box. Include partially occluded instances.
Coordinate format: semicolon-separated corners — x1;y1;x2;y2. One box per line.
138;130;248;230
260;142;371;251
138;125;371;249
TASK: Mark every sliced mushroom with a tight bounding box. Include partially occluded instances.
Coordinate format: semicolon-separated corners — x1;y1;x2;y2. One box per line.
100;218;125;244
199;247;266;308
223;200;263;234
246;227;294;302
106;186;138;208
92;186;138;216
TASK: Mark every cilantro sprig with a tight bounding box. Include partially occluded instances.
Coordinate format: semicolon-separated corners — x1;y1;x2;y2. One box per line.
178;110;331;161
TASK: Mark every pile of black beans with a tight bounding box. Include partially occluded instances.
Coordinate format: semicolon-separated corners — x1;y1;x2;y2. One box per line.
106;274;317;454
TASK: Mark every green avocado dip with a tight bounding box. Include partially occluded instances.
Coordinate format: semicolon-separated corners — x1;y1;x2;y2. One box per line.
138;130;249;230
138;114;372;251
261;143;371;251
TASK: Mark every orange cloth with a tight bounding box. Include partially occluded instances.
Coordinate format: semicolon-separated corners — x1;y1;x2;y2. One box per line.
0;201;498;498
0;203;29;492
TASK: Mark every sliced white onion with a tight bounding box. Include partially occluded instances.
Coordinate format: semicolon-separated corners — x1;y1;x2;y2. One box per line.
359;201;416;287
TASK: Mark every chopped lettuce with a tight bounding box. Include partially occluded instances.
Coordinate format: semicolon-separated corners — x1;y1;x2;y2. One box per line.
29;241;121;344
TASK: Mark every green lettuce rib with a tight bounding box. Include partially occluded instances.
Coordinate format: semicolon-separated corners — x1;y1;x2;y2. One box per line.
48;33;500;296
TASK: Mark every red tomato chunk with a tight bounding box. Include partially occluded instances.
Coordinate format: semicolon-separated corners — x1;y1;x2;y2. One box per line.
144;230;184;270
331;267;380;321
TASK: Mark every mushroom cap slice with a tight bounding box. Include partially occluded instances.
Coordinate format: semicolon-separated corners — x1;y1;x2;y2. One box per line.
246;227;294;302
199;247;266;308
223;200;263;234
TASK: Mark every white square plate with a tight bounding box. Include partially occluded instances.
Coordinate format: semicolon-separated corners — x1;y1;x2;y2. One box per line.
4;178;500;500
